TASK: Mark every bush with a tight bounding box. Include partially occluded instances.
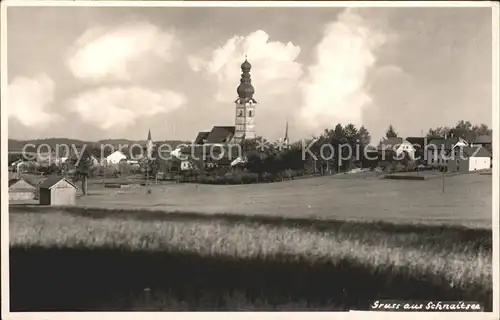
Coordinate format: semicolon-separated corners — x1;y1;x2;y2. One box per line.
224;172;242;184
241;172;258;184
261;172;275;182
197;171;259;185
282;170;292;179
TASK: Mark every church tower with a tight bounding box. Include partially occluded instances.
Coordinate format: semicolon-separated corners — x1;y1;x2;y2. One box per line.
233;58;257;144
146;129;153;159
283;120;290;149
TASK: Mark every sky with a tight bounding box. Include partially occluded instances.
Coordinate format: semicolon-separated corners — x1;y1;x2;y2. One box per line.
5;5;493;143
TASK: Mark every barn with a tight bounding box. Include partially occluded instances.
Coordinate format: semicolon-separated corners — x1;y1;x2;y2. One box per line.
39;176;78;206
9;178;37;201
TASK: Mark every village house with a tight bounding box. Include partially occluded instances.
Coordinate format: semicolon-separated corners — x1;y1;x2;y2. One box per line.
448;146;491;172
471;134;493;168
472;134;492;146
9;178;37;201
471;135;492;151
378;137;416;161
36;151;62;166
39;176;79;206
405;137;426;162
426;137;468;167
172;143;243;171
13;160;40;173
105;150;127;165
66;149;101;166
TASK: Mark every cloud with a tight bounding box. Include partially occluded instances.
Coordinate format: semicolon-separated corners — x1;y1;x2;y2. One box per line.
188;30;303;103
299;9;388;132
67;87;186;130
7;74;62;127
67;22;177;81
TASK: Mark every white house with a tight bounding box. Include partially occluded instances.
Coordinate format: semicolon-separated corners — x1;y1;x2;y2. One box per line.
180;160;194;171
378;137;416;160
448;146;491;172
106;151;127;165
171;147;183;159
426;137;468;167
230;156;247;167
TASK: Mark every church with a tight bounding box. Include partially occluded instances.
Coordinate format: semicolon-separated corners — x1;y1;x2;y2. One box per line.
193;58;257;146
171;57;290;170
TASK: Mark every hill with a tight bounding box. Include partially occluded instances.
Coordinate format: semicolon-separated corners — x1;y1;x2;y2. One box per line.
8;138;191;153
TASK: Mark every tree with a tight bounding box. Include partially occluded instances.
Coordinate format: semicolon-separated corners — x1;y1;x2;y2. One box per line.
452;120;473;140
357;126;372;168
426;126;450;139
344;124;358;142
75;147;92;196
343;123;359;170
385;125;398;139
427;121;492;142
333;124;346;142
358;126;371;146
245;151;264;177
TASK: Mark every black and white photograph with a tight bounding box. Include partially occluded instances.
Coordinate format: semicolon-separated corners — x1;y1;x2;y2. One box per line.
1;1;499;316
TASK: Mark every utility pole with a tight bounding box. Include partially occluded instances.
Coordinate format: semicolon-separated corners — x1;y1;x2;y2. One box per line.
146;162;151;194
442;169;445;193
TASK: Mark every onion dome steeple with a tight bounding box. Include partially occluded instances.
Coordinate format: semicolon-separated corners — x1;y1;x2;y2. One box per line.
236;56;256;104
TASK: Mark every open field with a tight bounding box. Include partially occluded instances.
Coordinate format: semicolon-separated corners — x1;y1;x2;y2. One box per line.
9;172;492;310
72;172;492;228
10;208;492;311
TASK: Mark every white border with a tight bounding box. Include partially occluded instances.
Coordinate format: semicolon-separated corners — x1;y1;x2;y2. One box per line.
491;3;500;318
1;2;499;320
0;0;497;7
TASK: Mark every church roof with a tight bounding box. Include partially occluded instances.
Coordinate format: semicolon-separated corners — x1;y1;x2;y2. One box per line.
194;131;210;144
206;126;235;144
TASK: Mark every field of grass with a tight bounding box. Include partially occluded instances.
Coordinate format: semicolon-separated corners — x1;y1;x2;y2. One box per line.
10;206;492;311
9;173;492;311
77;173;492;228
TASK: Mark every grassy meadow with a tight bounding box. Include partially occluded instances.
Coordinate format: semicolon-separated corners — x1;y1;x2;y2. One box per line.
10;206;492;311
76;172;492;228
9;173;493;311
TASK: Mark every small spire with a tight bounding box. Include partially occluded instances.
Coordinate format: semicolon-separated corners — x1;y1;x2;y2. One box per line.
147;129;152;141
284;121;289;141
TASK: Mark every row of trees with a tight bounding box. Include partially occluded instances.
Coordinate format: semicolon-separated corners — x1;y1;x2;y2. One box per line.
236;120;493;180
426;120;492;141
381;121;492;143
63;120;493;189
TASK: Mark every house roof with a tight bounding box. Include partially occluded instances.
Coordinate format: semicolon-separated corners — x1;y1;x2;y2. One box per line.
177;144;243;161
194;131;210;144
9;178;19;187
405;137;426;148
378;137;404;150
474;135;492;144
206;126;236;144
67;150;100;161
23;175;48;186
107;150;127;158
9;178;36;188
456;146;491;158
39;175;78;190
427;137;461;150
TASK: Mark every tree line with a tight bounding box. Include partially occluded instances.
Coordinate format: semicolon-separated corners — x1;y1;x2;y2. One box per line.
18;119;491;189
